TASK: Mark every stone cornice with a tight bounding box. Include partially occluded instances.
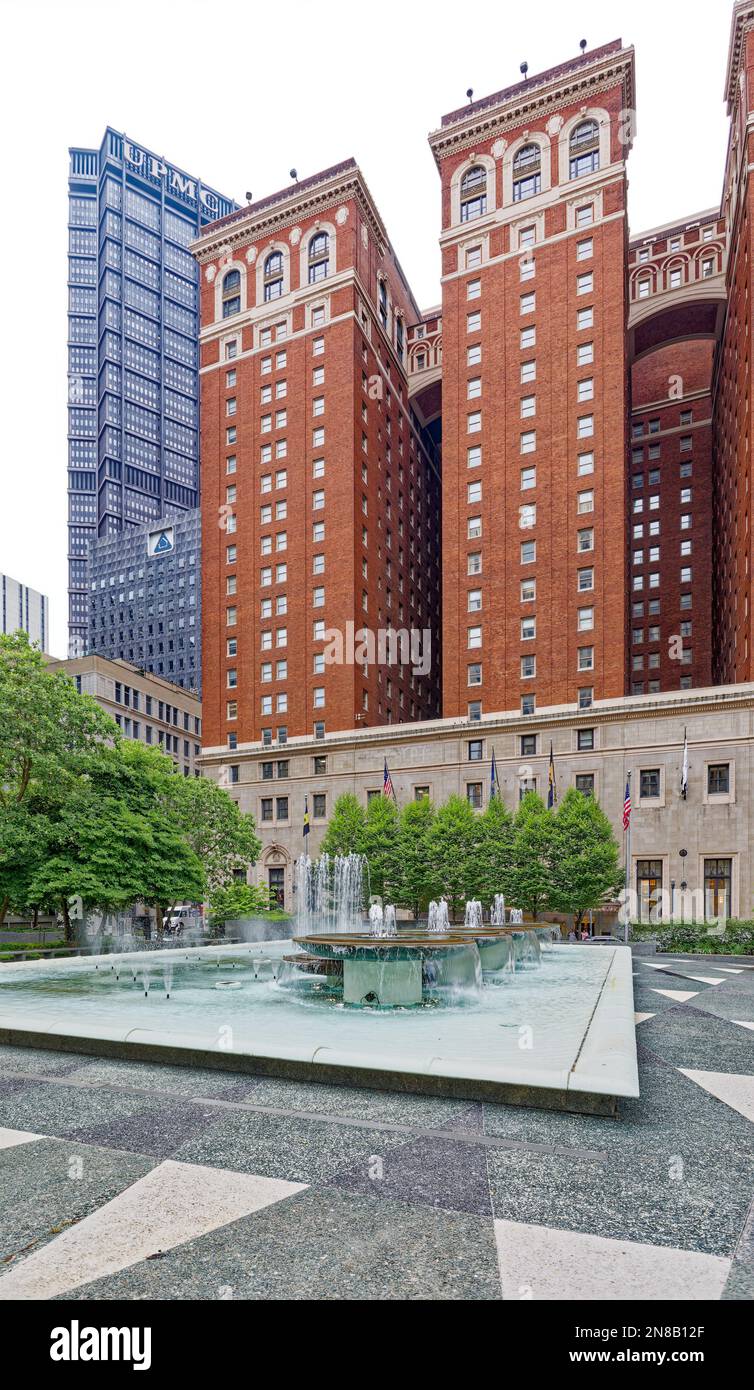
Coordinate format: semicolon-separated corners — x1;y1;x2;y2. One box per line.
199;684;754;766
427;48;636;167
726;4;754;113
191;165;389;266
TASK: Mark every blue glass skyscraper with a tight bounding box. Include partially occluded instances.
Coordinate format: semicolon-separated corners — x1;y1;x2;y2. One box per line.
67;129;235;663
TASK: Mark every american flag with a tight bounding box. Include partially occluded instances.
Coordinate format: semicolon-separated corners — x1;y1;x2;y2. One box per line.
383;758;396;801
623;777;632;831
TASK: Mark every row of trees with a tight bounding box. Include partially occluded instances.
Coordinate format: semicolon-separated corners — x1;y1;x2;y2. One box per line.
320;787;623;927
0;634;261;939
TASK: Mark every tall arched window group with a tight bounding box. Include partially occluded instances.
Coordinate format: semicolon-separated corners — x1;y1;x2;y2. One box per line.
513;144;541;202
460;165;487;221
222;269;241;318
569;120;600;179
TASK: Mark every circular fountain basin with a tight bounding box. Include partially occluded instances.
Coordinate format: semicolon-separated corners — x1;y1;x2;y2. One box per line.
292;934;483;1008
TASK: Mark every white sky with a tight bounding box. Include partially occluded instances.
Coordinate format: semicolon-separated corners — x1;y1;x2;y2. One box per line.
0;0;732;658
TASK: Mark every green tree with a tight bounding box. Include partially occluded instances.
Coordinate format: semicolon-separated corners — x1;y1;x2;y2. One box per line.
393;797;440;917
208;881;273;931
319;793;366;857
426;794;481;920
506;792;554;919
548;787;623;929
477;795;515;906
167;773;261;893
0;633;117;925
359;794;399;902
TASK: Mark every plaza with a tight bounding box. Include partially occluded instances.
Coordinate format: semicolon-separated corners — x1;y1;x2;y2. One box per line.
0;952;752;1301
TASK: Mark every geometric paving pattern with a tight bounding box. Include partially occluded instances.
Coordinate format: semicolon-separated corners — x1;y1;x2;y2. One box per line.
0;951;751;1300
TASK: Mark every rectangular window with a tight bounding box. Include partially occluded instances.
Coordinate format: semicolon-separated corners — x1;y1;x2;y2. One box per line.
707;764;730;795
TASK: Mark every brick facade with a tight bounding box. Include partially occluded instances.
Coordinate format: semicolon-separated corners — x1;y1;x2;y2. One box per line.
196;6;754;760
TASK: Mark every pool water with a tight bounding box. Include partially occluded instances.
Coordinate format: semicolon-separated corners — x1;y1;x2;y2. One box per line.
0;942;620;1091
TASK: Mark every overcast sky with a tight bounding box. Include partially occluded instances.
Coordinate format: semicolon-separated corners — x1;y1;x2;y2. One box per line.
0;0;733;658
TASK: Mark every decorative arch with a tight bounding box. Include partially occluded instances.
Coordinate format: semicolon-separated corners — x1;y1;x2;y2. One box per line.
449;152;497;227
255;240;291;306
213;260;248;322
663;255;691;291
502;133;551;207
558;108;612;186
299;220;338;289
631;265;657;300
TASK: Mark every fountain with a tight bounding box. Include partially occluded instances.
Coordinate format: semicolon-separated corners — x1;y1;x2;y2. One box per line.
491;893;506;926
464;900;484;931
509;907;524;925
427;899;450;934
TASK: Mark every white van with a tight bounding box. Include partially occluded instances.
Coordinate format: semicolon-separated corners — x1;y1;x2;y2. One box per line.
164;904;203;936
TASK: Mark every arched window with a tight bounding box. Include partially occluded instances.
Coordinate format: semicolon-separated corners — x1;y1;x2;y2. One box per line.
460;166;487;222
513;144;541;202
569;120;600;180
264;251;284;302
308;232;330;284
222;269;241;318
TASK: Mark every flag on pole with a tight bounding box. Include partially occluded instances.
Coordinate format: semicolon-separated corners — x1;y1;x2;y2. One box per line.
303;796;310;837
490;748;501;800
383;758;396;802
623;777;632;831
547;742;558;809
680;728;689;800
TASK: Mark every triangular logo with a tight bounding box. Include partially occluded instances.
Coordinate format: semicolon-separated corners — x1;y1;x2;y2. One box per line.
153;531;172;554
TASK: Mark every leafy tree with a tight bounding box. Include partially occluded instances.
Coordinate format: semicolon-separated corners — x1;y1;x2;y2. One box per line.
208;882;272;929
0;633;117;925
167;773;261;893
548;787;623;928
506;792;554;919
426;794;481;920
477;795;515;906
319;793;366;857
393;797;440;917
359;794;399;902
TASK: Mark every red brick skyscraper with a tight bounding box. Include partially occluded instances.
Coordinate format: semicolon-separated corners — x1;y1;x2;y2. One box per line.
193;162;441;749
429;42;635;717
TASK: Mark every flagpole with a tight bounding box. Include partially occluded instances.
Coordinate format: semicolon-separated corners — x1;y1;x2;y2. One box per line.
623;771;631;945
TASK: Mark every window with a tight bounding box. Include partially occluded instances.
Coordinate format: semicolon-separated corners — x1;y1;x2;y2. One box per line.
467;310;481;332
468;343;482;366
465;245;482;268
521;360;536;383
577;378;594;403
467;782;483;809
467;411;482;434
520;431;536;454
468;589;482;611
468;739;484;761
467;626;482;648
520;327;536;349
467;445;482;468
578;452;594;476
577;728;594;751
577;342;594;366
577;273;593;296
577;490;594;514
577;607;594;631
521;617;535;640
578;567;594;591
222;269;241;318
577;647;594;671
521;394;536;418
513;143;541;201
521;465;536;490
577;307;593;331
521;734;536;756
467;663;482;686
264;251;284;301
467;278;481;300
460;165;487;221
576;237;593;261
569;119;600;179
520;292;536;315
521;539;536;563
468;377;482;399
640;769;661;799
578;528;594;552
707;764;730;796
308;231;329;283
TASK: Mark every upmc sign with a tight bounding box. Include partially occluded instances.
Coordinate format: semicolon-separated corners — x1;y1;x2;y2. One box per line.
123;141;219;215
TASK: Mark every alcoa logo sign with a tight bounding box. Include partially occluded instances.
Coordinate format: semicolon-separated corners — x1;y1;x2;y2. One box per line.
124;140;219;215
147;526;175;559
